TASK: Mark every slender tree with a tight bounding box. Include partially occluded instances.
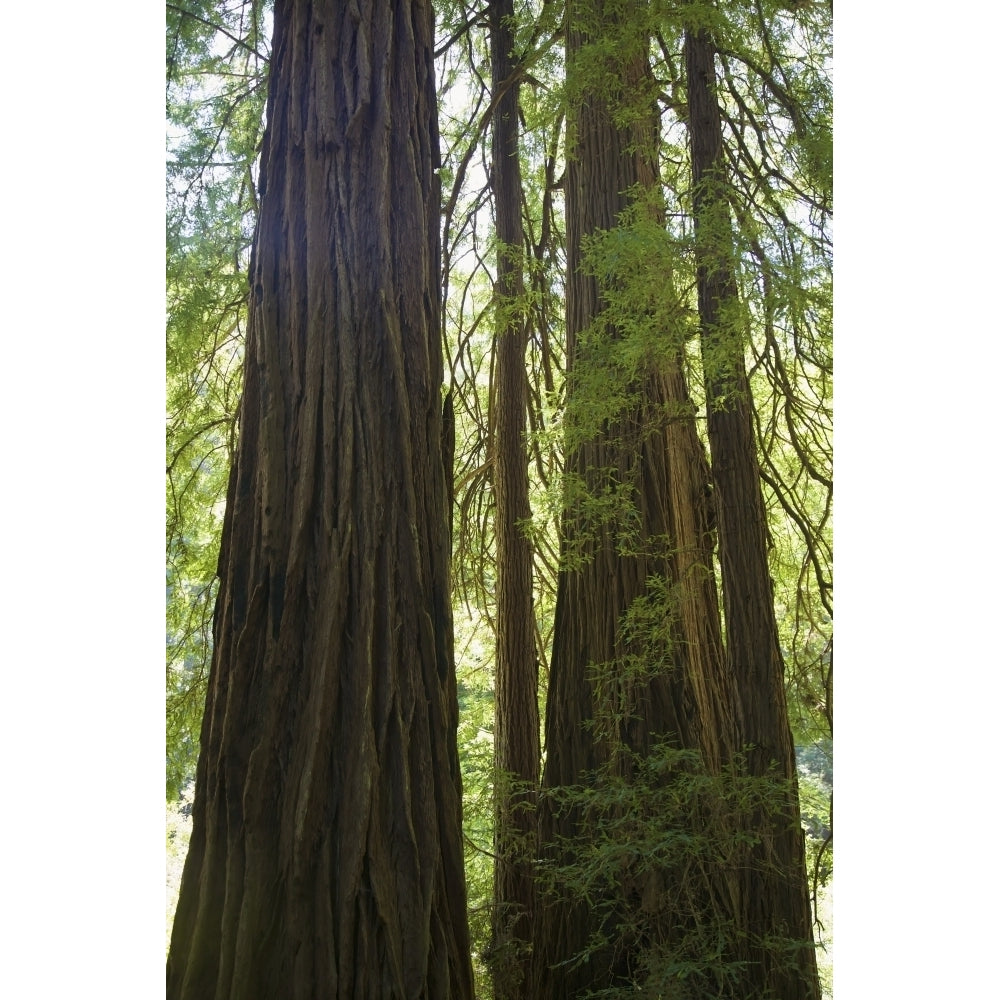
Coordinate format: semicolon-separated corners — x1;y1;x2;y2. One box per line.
166;2;474;996
487;2;540;997
685;20;820;999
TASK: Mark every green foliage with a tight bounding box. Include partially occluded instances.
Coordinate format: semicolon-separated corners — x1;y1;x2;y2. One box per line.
796;738;832;995
581;572;681;748
796;738;832;894
166;785;195;952
165;1;269;799
568;216;698;424
537;739;813;1000
454;607;499;998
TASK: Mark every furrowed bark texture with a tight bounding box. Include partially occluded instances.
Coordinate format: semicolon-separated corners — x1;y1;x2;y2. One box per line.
533;4;739;995
166;2;475;997
685;25;820;1000
488;1;540;997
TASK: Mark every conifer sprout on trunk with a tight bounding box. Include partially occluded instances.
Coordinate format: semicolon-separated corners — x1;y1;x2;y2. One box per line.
685;21;821;1000
166;2;474;997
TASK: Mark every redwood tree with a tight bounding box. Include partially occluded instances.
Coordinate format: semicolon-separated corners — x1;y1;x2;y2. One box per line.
685;22;820;999
487;1;540;997
532;3;739;994
166;2;474;997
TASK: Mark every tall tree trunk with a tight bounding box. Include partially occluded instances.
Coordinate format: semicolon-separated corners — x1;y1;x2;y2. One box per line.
685;24;821;1000
533;3;738;994
488;2;540;997
166;3;474;997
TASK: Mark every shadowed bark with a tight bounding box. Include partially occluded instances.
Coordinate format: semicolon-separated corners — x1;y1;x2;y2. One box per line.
685;23;821;1000
166;3;475;997
487;2;540;997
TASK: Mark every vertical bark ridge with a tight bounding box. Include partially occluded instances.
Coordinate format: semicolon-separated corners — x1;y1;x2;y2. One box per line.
167;3;474;997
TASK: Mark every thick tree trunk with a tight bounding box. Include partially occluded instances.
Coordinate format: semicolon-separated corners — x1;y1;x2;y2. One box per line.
685;25;821;1000
532;4;739;995
166;3;475;997
488;2;540;998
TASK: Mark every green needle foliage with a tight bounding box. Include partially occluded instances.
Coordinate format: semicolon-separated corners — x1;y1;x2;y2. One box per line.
165;0;268;798
538;742;804;1000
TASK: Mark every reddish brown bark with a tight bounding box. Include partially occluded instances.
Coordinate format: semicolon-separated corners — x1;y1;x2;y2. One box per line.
685;24;820;1000
532;3;739;995
166;3;474;997
487;2;540;997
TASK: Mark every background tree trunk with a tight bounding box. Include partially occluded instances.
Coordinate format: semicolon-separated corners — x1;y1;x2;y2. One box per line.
532;3;738;994
685;24;821;1000
488;2;540;997
166;2;475;997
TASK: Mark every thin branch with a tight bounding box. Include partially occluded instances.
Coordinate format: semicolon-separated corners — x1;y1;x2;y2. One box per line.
166;2;269;63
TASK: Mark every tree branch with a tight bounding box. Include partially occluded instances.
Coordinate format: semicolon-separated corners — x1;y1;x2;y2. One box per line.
166;2;269;63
